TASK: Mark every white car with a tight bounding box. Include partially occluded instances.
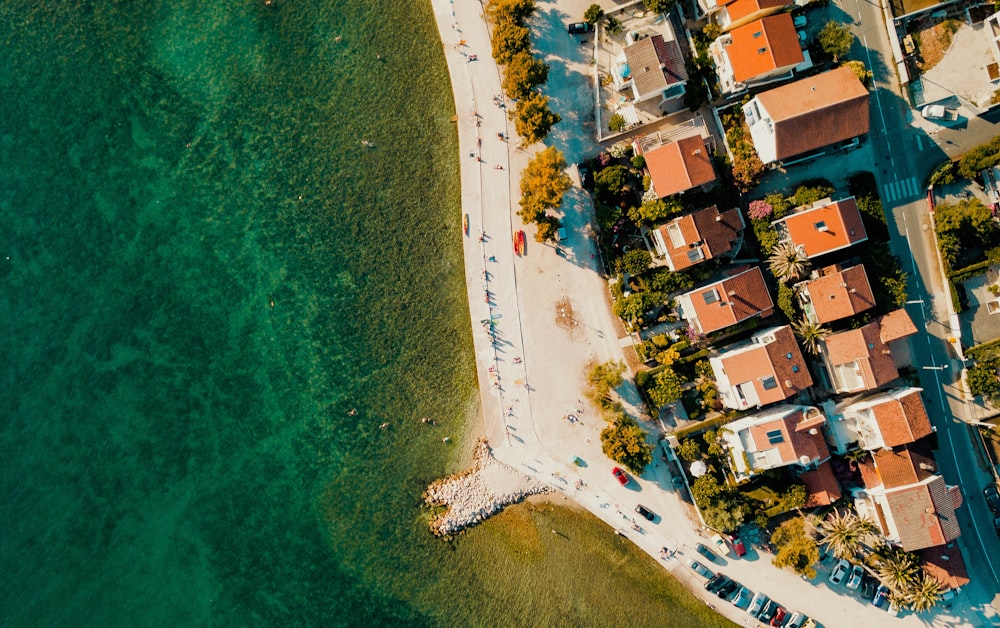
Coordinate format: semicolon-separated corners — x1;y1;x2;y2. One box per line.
786;612;807;628
828;559;850;585
846;564;864;590
711;533;731;556
747;591;767;617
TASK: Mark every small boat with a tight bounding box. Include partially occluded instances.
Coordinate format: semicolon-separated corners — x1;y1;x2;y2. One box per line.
514;230;526;256
463;214;469;235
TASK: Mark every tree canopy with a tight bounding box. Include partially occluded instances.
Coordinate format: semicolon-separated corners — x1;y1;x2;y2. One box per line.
771;517;820;579
622;249;652;276
643;0;675;12
491;21;531;65
584;3;604;23
627;197;682;225
818;21;855;62
502;51;549;101
600;415;653;473
512;92;560;145
486;0;536;25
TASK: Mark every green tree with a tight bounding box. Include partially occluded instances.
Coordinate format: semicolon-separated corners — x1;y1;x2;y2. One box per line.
843;60;873;86
782;484;808;511
491;21;531;65
818;21;855;62
777;282;799;321
630;155;646;170
791;181;835;208
967;359;1000;399
817;510;877;561
502;51;550;101
584;3;604;23
585;360;626;412
793;318;831;355
904;573;944;612
627;197;682;224
600;415;653;473
608;113;626;132
958;134;1000;179
613;291;655;325
520;146;571;210
771;518;820;579
512;92;561;145
768;241;811;282
691;473;723;505
648;367;683;406
702;500;749;533
874;548;921;594
486;0;536;25
649;268;694;294
643;0;674;12
594;165;631;204
622;249;652;276
703;429;723;457
534;215;560;242
676;437;703;461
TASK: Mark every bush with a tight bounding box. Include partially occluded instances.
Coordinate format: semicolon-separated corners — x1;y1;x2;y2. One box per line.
631;155;646;169
842;60;872;86
753;218;779;254
791;181;834;208
584;3;603;23
766;192;791;218
748;199;773;220
967;359;1000;400
958;134;1000;180
594;165;631;204
928;160;958;186
677;438;703;461
649;267;695;294
628;196;682;224
647;367;684;406
608;113;626;132
777;282;798;321
622;249;652;275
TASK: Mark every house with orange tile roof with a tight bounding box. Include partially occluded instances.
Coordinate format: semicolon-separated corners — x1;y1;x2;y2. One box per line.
821;387;934;454
817;309;918;394
638;135;717;199
710;14;805;95
743;66;870;164
675;266;774;335
919;543;970;591
800;460;842;507
854;444;962;551
773;197;867;259
616;28;688;105
651;205;744;271
717;0;792;30
719;404;829;480
709;325;812;410
796;263;875;325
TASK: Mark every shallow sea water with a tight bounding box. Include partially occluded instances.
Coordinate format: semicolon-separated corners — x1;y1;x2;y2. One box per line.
0;1;732;626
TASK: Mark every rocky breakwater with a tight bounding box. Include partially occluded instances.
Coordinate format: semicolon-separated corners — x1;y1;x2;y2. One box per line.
424;439;551;536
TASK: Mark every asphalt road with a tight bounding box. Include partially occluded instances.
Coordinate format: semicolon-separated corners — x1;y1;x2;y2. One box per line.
840;0;1000;610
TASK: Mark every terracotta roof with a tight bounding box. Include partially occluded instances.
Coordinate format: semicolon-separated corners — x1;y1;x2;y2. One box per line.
869;446;936;489
884;477;962;550
800;264;875;324
645;136;717;198
823;321;900;391
683;266;774;334
879;308;919;343
747;407;826;465
919;543;970;590
725;14;804;83
775;197;868;259
657;205;743;270
715;325;812;405
801;460;842;507
869;390;934;448
723;0;791;24
754;67;870;161
624;34;689;98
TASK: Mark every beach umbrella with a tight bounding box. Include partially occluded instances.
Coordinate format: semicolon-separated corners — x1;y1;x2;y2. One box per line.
689;460;708;477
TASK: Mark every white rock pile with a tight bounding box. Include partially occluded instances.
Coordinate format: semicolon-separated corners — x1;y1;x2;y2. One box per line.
424;439;551;536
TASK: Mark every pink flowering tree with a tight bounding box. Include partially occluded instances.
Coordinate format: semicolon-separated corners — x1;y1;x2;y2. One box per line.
748;199;773;221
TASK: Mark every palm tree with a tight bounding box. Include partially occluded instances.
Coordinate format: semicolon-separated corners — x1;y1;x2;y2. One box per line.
817;510;875;560
874;548;921;594
793;318;831;355
904;573;945;612
768;241;811;282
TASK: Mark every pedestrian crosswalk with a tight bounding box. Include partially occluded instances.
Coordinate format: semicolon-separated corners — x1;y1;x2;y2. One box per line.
882;177;921;204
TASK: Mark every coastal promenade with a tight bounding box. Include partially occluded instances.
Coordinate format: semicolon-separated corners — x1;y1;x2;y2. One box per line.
428;0;987;625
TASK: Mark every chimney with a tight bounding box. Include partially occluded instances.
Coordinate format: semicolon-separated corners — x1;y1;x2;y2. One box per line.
728;290;736;297
882;350;892;355
919;462;936;472
716;214;723;221
850;288;857;294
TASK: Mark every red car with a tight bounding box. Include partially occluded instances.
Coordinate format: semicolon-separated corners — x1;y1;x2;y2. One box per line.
612;466;629;486
728;534;747;557
770;606;787;626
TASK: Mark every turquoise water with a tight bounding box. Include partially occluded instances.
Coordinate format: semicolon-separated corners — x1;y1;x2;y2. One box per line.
0;2;731;626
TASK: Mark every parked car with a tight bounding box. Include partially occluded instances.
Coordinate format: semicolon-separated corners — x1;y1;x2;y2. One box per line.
985;485;1000;515
686;558;715;580
785;612;807;628
873;584;889;608
846;564;864;590
706;574;731;593
731;586;753;609
711;533;731;556
576;163;593;189
828;559;850;585
793;14;807;27
717;579;740;599
612;467;629;486
770;606;788;626
566;21;594;34
759;599;780;623
861;574;877;601
727;533;747;557
635;504;656;521
921;104;958;121
696;543;717;562
800;619;817;628
747;591;768;618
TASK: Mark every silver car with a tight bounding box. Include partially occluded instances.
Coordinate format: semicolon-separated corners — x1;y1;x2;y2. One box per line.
731;586;753;609
747;591;768;617
686;558;715;581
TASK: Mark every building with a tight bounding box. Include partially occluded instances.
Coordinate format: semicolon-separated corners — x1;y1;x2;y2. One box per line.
797;264;875;325
676;266;774;335
822;388;934;454
650;205;742;271
800;460;842;507
615;28;688;105
855;444;962;552
773;197;867;259
710;14;805;95
818;309;918;394
717;0;791;30
743;66;870;164
720;404;829;480
640;135;717;198
709;325;812;409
